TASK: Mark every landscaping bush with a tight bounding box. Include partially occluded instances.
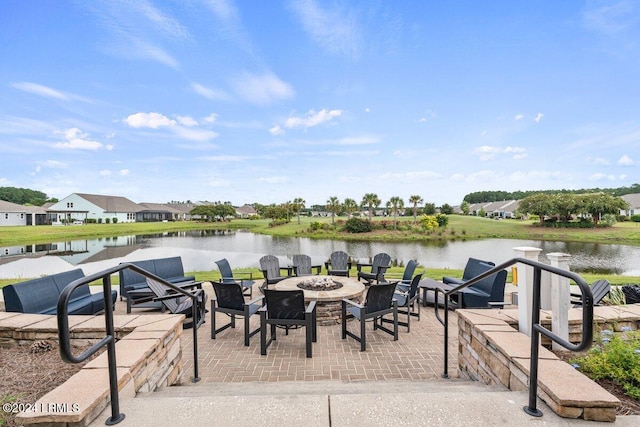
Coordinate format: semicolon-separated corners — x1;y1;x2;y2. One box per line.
344;217;372;233
419;215;439;231
435;213;449;227
112;217;118;224
631;214;640;223
570;330;640;400
105;218;110;224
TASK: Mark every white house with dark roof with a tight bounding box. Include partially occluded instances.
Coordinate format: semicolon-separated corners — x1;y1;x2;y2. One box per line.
0;200;29;226
47;193;142;223
620;194;640;217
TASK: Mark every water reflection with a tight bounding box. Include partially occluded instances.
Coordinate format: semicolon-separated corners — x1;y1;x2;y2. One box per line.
1;230;639;279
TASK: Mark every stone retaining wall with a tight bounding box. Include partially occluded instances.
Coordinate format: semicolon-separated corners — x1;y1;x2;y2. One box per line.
457;305;640;422
0;311;186;426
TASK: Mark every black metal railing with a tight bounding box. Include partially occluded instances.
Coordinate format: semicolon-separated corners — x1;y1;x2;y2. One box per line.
57;264;203;425
430;257;593;417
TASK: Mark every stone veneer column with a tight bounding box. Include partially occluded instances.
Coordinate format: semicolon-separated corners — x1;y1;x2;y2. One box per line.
548;252;571;351
513;246;543;335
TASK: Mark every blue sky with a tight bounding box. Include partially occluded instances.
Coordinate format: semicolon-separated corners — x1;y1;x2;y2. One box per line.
1;1;639;207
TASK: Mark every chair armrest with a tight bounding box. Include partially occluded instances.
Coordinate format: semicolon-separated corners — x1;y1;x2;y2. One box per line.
341;298;363;309
280;267;293;276
305;300;317;313
356;262;372;272
247;295;265;306
312;265;322;275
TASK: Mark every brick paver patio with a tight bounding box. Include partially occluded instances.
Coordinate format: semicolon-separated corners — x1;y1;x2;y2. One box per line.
159;282;461;384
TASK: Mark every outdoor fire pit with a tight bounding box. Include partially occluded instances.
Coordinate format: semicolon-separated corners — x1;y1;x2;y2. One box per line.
297;276;343;291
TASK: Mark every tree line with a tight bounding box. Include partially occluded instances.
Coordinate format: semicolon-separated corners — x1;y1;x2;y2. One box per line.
463;183;640;204
0;186;58;206
517;193;628;226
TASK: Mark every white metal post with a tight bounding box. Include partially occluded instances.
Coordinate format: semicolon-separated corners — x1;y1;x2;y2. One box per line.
548;252;571;351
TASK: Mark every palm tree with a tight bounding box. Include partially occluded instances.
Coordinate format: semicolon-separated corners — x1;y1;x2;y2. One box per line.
361;193;380;222
293;197;305;224
388;196;404;230
409;195;423;224
326;196;340;224
343;198;357;218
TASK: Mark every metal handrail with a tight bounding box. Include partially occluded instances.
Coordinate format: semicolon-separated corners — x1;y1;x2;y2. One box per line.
57;263;203;425
430;257;593;417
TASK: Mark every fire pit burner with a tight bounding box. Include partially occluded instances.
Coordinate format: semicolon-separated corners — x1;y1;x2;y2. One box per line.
296;276;343;291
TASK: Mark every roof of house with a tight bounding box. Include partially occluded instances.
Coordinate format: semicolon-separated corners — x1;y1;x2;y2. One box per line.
75;193;142;212
138;203;183;214
236;204;257;215
621;193;640;209
0;200;27;212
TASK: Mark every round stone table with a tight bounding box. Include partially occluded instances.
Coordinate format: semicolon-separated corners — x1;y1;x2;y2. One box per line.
272;275;365;325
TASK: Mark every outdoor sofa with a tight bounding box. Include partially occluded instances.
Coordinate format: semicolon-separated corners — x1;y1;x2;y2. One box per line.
2;268;117;315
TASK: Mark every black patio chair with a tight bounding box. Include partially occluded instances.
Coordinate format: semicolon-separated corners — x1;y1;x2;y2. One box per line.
259;255;293;289
356;253;392;285
571;279;611;306
211;281;264;346
325;250;351;277
385;273;422;332
291;254;321;276
215;258;255;298
341;282;398;351
260;289;317;358
394;259;419;293
145;277;206;329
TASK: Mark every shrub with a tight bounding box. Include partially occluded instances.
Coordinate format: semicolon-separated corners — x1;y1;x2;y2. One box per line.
112;217;118;224
631;214;640;223
600;214;617;227
570;330;640;400
344;217;372;233
435;213;449;227
309;221;322;231
419;215;439;231
105;218;110;224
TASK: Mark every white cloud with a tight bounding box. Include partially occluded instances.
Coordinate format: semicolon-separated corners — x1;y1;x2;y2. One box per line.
119;169;130;176
475;145;527;160
191;83;230;101
172;126;219;142
589;173;616;181
176;115;198;126
99;170;112;176
231;71;294;105
125;112;176;128
514;114;524;120
583;1;636;35
534;113;544;123
258;176;290;184
203;113;219;123
269;125;284;136
288;0;361;57
337;136;379;145
592;157;610;165
284;109;342;129
617;154;635;165
11;82;68;100
365;108;370;113
39;160;67;168
53;128;105;150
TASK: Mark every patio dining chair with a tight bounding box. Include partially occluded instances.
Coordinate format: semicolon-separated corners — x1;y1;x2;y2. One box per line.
211;281;264;346
384;274;422;332
259;255;293;289
325;250;351;277
394;259;419;293
215;258;255;298
341;282;398;351
571;279;610;306
260;289;317;358
357;253;391;285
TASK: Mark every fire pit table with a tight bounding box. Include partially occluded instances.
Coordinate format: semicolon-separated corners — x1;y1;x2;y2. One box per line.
272;275;366;325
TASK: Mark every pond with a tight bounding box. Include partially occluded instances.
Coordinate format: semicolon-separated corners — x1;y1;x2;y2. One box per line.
1;229;640;280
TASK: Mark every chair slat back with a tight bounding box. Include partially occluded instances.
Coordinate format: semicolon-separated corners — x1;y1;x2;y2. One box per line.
364;282;396;313
591;279;611;304
145;277;179;312
212;281;245;311
330;251;349;270
215;259;235;284
260;255;282;280
371;253;391;274
407;274;423;298
292;254;312;276
263;289;305;320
